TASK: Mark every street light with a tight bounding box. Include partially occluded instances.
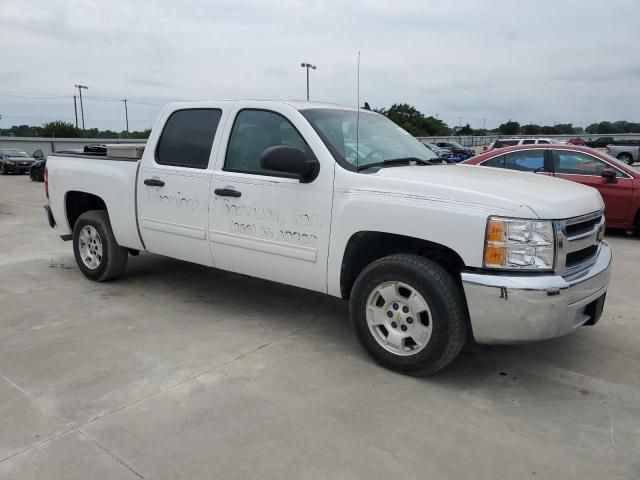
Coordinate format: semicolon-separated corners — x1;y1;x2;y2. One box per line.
300;63;317;101
74;84;88;130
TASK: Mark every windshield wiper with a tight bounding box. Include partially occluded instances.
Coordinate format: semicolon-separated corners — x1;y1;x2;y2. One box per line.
356;157;434;172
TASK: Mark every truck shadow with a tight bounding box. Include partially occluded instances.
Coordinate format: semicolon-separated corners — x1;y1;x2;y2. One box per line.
117;252;606;389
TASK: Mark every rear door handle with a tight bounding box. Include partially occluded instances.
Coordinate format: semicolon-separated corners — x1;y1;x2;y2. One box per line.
144;178;165;187
214;188;241;198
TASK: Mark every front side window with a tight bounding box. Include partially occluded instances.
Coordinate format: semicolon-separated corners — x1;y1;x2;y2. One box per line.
300;108;438;170
224;109;313;175
522;140;535;145
552;150;619;176
156;109;222;169
504;150;545;172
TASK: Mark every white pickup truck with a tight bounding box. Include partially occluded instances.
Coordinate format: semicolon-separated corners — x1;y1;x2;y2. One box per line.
44;100;612;375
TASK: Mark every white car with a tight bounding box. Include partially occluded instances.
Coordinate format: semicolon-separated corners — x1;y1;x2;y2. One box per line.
44;100;611;375
488;138;562;150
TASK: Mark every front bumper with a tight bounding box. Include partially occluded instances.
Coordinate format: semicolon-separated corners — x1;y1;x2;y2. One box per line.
461;243;612;344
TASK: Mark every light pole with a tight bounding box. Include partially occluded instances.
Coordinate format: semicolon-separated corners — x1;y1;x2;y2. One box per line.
300;63;317;101
74;84;88;130
73;96;78;128
122;99;129;133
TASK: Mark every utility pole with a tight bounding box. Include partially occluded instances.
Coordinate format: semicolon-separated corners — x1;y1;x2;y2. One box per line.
74;84;88;129
300;63;317;101
482;118;487;130
458;116;463;128
122;99;129;133
73;96;79;128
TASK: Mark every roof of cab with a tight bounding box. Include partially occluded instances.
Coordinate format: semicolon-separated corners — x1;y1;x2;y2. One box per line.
165;99;359;112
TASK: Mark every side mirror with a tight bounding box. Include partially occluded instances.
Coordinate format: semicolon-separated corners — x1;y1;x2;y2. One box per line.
600;168;617;183
260;146;319;183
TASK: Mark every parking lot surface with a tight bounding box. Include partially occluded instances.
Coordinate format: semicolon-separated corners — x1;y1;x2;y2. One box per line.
1;174;639;479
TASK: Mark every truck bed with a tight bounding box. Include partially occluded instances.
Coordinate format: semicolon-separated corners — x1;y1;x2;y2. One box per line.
47;153;144;250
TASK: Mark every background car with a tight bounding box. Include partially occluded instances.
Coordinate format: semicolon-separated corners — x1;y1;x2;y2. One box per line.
422;143;461;161
606;144;640;165
486;138;561;151
435;141;475;159
29;150;47;182
566;138;587;146
463;144;640;231
0;148;36;174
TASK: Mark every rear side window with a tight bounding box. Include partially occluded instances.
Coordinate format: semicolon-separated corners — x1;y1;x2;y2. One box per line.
504;150;545;172
156;109;222;169
224;109;313;175
482;155;505;167
522;139;535;145
537;140;550;144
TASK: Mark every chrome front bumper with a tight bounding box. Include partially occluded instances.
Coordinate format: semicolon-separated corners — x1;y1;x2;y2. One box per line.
461;242;612;344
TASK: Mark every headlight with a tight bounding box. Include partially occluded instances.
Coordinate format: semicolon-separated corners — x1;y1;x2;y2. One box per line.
484;217;555;270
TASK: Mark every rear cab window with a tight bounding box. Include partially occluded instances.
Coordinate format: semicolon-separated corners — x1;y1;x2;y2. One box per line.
155;109;222;169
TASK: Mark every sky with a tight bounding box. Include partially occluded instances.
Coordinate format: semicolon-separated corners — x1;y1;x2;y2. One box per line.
1;0;639;132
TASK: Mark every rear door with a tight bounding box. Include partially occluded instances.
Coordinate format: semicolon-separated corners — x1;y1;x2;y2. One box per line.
137;105;229;266
550;149;633;224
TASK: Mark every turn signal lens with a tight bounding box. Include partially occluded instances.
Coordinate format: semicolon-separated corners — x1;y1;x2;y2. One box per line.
486;219;506;242
484;246;506;267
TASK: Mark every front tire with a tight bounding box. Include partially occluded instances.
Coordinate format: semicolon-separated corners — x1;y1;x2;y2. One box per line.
72;210;128;282
0;164;7;175
350;254;469;376
618;153;634;165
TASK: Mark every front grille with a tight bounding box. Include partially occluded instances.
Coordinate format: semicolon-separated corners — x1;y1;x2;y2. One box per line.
566;245;598;268
555;211;604;274
565;215;601;237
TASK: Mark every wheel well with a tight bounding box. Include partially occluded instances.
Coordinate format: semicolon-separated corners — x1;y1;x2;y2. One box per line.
65;191;107;230
340;231;465;299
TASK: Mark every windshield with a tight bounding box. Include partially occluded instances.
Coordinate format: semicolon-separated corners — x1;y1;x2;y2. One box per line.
300;108;438;170
1;149;29;158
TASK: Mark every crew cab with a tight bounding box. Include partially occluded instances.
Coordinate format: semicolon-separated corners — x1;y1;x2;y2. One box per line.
44;100;612;375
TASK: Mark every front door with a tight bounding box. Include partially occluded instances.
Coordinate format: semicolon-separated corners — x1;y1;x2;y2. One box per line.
137;108;225;266
550;149;632;225
209;103;334;293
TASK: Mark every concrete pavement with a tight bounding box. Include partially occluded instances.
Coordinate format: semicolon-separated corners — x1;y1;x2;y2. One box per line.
0;174;639;479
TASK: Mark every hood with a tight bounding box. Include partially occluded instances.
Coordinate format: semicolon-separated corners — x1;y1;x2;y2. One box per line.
372;164;604;219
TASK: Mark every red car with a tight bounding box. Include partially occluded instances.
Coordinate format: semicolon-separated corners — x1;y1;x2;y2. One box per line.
463;145;640;231
566;138;587;146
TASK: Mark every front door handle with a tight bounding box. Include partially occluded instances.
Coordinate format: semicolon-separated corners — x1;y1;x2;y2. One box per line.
214;188;241;198
144;178;165;187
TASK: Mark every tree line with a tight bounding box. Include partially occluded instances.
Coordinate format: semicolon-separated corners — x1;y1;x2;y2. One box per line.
1;121;151;139
1;109;638;139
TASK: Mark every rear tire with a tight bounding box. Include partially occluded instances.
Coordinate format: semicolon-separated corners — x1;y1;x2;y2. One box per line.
72;210;128;282
0;164;7;175
349;254;469;376
618;153;634;165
